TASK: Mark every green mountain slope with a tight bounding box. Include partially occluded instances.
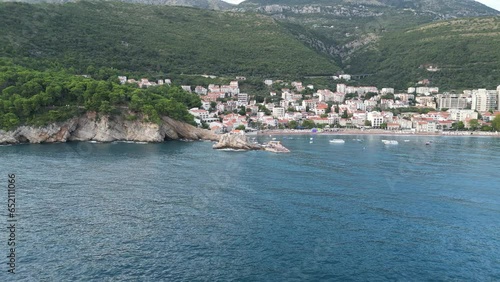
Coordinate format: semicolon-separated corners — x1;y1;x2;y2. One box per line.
242;0;497;15
0;1;339;77
347;17;500;90
238;0;499;66
0;0;234;10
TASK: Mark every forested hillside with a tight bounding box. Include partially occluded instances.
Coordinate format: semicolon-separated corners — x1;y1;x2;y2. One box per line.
347;17;500;90
0;59;202;130
0;1;339;78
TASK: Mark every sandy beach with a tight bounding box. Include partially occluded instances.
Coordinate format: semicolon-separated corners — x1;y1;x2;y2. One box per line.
254;129;500;138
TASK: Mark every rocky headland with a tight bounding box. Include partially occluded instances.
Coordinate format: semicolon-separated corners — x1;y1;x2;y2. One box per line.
0;112;218;145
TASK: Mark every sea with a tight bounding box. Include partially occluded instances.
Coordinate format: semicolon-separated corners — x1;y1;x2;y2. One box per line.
1;135;499;281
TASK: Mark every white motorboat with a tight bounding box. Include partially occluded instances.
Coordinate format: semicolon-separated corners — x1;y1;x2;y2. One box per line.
329;139;345;144
382;140;399;145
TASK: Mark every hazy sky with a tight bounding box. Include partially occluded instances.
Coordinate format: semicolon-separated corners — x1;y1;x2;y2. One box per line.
221;0;500;11
476;0;500;11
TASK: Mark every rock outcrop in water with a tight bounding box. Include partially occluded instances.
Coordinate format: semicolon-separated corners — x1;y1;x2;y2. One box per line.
0;112;219;144
213;133;290;153
212;133;262;151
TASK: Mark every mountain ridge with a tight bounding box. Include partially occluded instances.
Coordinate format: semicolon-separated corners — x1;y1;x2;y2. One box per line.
0;1;340;77
0;0;234;10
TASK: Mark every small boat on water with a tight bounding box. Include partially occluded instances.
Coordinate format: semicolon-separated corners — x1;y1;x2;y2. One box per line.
425;141;431;145
382;140;399;145
329;139;345;144
404;140;410;142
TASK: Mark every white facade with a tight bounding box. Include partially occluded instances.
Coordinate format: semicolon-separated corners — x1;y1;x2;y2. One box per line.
189;108;209;121
498;85;500;110
437;94;467;110
238;93;248;105
448;109;479;122
118;76;127;84
416;87;439;95
367;111;384;127
381;88;395;94
181;85;192;93
336;83;346;94
272;107;285;118
471;89;498;112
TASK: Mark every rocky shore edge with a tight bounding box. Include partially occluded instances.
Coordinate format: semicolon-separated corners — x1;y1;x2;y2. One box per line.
0;112;219;145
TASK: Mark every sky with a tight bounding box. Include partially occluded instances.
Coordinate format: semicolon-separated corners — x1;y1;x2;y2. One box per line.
476;0;500;11
221;0;500;11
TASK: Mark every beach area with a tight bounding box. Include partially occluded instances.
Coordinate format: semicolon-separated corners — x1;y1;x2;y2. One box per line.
254;129;500;138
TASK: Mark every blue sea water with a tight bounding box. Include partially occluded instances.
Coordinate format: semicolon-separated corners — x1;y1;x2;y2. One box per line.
1;135;500;281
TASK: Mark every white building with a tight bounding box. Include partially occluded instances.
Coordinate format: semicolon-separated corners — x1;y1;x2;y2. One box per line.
195;86;208;95
189;108;209;121
339;74;351;81
264;79;273;86
118;76;127;84
381;88;395;94
367;111;384;127
238;93;248;105
272;107;285;118
471;89;498;112
394;93;415;102
497;85;500;110
416;87;439;95
448;109;479;122
436;94;467;110
336;83;346;94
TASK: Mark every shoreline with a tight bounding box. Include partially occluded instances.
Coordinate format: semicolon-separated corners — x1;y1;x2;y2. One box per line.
254;129;500;138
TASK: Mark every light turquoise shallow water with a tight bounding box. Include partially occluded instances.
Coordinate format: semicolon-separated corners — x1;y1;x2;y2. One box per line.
1;135;499;281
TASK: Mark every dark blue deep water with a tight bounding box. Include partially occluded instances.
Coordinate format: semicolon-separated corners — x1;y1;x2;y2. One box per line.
1;135;500;281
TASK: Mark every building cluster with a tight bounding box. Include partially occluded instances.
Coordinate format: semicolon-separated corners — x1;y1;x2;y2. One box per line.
118;76;172;88
120;74;500;133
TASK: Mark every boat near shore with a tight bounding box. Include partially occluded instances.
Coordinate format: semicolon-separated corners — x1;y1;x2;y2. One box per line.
329;139;345;144
382;140;399;145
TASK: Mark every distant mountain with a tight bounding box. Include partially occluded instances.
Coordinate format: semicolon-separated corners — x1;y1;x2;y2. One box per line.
0;0;234;10
238;0;499;63
0;1;339;77
242;0;497;16
346;16;500;90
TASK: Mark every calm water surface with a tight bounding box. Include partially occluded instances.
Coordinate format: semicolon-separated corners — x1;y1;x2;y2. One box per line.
1;135;499;281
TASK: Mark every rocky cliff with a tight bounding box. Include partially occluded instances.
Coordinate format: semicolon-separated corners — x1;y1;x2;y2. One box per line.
0;112;219;144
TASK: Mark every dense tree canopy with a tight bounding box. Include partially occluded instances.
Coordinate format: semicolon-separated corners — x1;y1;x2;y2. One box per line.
0;61;200;130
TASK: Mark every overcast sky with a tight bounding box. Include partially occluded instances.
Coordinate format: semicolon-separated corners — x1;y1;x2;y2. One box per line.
221;0;500;11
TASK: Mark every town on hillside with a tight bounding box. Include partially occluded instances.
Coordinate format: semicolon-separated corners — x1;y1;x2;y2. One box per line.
117;75;500;135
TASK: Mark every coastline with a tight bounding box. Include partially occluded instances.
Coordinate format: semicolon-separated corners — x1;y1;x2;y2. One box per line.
255;129;500;138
